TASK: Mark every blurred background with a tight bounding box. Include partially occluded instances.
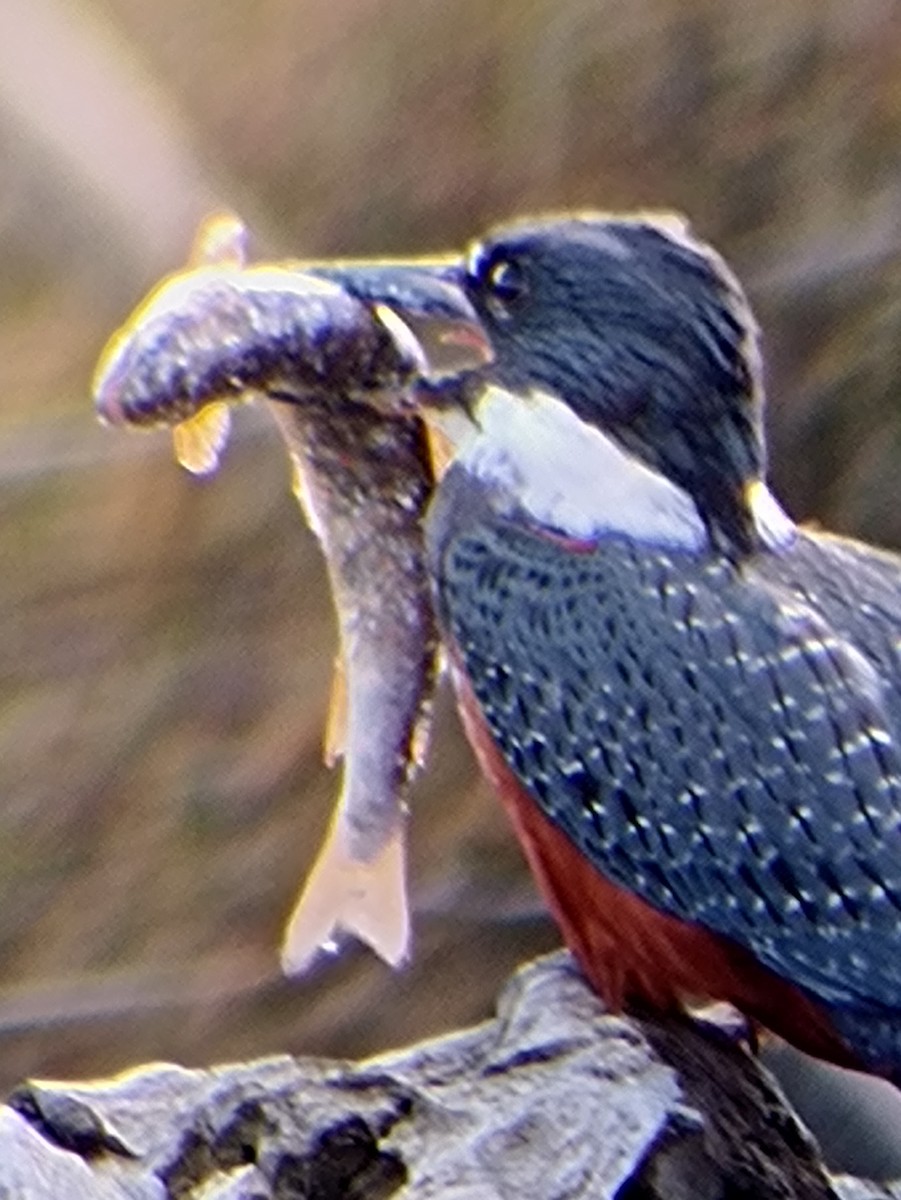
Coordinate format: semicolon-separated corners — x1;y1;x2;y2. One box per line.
2;0;901;1137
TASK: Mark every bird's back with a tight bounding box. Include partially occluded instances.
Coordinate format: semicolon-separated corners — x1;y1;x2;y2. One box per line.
753;528;901;720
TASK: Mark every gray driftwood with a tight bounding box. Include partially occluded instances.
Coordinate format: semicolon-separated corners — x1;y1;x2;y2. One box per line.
0;951;896;1199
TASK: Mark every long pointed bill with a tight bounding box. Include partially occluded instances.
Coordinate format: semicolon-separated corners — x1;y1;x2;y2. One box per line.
298;258;490;379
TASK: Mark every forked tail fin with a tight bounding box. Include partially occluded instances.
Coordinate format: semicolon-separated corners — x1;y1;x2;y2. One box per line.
280;822;409;975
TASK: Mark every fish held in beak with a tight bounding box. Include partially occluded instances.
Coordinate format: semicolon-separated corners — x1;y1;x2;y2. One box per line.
90;214;491;974
92;216;491;465
91;216;425;472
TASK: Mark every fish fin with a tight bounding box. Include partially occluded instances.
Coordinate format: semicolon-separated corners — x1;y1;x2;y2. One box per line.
409;706;432;772
280;824;409;976
190;211;248;268
172;402;232;475
288;453;329;541
424;421;454;480
323;652;347;767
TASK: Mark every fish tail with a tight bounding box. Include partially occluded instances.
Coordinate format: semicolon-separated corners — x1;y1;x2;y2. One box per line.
279;822;409;975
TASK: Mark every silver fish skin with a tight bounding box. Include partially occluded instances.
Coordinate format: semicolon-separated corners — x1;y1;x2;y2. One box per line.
272;400;440;975
94;267;424;430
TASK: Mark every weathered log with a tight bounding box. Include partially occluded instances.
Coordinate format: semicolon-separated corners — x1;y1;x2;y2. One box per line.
0;952;893;1198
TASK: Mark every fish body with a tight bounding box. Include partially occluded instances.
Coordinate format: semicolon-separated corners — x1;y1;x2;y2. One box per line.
272;400;439;972
94;266;422;442
91;215;488;972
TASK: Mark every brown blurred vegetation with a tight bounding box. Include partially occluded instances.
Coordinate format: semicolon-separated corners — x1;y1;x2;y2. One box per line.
2;0;901;1092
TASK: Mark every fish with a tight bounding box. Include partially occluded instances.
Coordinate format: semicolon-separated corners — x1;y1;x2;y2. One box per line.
271;395;439;973
92;214;490;974
93;213;424;467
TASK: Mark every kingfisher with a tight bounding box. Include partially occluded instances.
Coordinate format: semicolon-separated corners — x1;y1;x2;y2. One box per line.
319;212;901;1087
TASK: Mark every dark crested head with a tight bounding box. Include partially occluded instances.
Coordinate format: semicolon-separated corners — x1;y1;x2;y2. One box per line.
458;213;767;550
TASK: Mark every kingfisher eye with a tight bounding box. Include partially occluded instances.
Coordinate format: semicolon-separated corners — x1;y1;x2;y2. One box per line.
487;259;525;300
481;257;527;321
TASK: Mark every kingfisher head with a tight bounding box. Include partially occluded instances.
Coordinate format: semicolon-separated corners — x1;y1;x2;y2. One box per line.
322;214;791;556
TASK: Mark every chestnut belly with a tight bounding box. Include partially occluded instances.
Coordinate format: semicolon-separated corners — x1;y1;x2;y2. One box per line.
453;669;859;1073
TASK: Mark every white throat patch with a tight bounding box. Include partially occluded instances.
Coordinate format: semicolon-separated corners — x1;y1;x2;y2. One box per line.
429;385;708;550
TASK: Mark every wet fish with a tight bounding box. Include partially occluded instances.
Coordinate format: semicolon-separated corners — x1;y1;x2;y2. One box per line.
93;214;424;467
92;214;488;973
271;396;439;974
